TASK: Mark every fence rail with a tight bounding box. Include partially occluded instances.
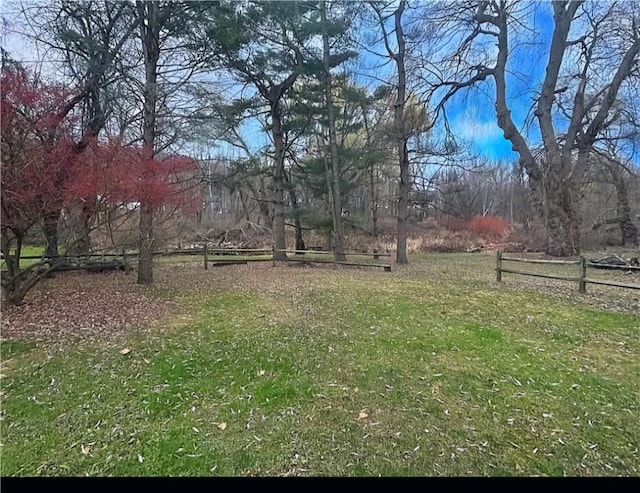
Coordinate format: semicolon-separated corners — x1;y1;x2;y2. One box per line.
496;251;640;293
273;248;392;271
2;246;394;273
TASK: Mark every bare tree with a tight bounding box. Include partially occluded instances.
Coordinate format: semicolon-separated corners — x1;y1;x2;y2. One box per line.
370;1;411;263
426;0;640;256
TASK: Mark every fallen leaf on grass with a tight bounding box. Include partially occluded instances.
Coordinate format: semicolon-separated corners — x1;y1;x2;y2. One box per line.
138;454;144;463
357;410;368;420
217;422;227;430
258;370;266;376
120;348;131;355
81;444;90;455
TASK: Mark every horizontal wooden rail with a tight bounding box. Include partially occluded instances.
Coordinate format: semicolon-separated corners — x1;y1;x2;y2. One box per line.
211;260;248;267
586;262;640;271
497;251;639;294
1;253;125;260
278;256;391;271
2;248;273;261
274;249;391;258
499;267;581;282
207;248;272;254
281;257;334;264
502;256;580;265
210;257;272;263
337;261;392;271
583;278;640;290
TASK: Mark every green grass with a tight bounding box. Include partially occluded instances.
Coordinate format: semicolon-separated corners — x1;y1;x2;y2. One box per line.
1;245;46;270
1;253;639;476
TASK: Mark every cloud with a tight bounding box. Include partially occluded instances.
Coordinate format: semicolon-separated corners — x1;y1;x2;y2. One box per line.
452;118;504;143
448;116;517;161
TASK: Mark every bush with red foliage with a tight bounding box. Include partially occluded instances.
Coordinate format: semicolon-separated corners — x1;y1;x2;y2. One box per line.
1;66;198;305
67;138;199;213
466;215;509;240
1;68;79;234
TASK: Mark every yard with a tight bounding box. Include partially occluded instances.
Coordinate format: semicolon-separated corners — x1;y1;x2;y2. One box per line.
1;253;639;476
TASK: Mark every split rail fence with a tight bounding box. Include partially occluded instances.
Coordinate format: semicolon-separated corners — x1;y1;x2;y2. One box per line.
496;251;640;293
2;246;391;273
273;249;392;271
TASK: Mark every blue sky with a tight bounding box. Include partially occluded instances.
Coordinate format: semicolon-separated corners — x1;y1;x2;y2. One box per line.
349;1;558;164
439;2;555;162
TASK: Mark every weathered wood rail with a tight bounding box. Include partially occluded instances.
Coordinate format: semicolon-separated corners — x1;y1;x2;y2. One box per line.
496;251;640;293
273;249;392;271
2;246;393;274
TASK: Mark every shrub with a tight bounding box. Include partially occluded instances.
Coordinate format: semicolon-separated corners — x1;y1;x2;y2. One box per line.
438;214;468;232
466;215;509;240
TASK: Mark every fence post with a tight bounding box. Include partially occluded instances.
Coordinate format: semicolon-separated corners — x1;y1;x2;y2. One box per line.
579;256;586;294
272;245;275;267
496;251;502;282
203;243;208;271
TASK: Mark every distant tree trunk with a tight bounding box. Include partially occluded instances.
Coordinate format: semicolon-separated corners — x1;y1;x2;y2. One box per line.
71;202;94;255
42;210;60;259
291;193;305;251
136;0;160;285
321;0;346;262
285;171;305;251
362;101;378;239
603;158;640;246
248;181;272;228
371;164;379;239
615;180;638;247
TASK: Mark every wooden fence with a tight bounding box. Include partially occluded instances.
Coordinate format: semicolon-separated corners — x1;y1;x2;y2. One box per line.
1;248;273;273
496;251;640;293
273;248;392;271
2;247;391;273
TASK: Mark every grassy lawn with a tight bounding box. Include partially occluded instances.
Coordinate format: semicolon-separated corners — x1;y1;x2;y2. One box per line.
1;245;46;270
1;253;638;476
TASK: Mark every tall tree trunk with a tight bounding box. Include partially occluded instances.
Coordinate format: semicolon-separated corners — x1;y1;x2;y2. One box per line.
544;174;579;257
321;0;346;262
394;1;409;264
136;0;160;285
271;104;288;260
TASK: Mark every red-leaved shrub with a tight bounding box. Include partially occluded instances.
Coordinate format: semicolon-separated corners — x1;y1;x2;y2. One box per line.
466;215;509;240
